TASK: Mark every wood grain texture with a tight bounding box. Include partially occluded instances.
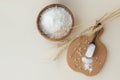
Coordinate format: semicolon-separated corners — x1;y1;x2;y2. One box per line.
67;28;107;76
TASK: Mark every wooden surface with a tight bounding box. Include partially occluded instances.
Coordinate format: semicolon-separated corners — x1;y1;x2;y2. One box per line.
67;28;107;76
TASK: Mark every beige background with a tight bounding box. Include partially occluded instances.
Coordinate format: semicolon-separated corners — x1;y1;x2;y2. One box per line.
0;0;120;80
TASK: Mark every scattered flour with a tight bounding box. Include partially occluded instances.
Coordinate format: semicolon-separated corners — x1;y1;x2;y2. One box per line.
40;6;72;38
82;57;93;72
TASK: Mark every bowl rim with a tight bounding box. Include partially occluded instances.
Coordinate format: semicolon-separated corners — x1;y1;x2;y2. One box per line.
37;3;74;41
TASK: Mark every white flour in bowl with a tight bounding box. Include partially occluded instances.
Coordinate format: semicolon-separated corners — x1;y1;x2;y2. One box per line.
40;6;72;38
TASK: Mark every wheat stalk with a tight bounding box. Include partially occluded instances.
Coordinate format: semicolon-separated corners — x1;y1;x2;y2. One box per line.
53;8;120;61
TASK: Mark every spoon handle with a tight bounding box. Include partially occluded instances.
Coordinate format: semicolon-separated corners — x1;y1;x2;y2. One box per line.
92;23;102;43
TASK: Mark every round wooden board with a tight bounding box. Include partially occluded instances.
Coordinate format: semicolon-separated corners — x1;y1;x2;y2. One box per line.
67;29;107;76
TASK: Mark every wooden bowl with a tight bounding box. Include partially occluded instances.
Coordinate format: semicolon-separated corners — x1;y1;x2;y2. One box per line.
37;4;74;41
